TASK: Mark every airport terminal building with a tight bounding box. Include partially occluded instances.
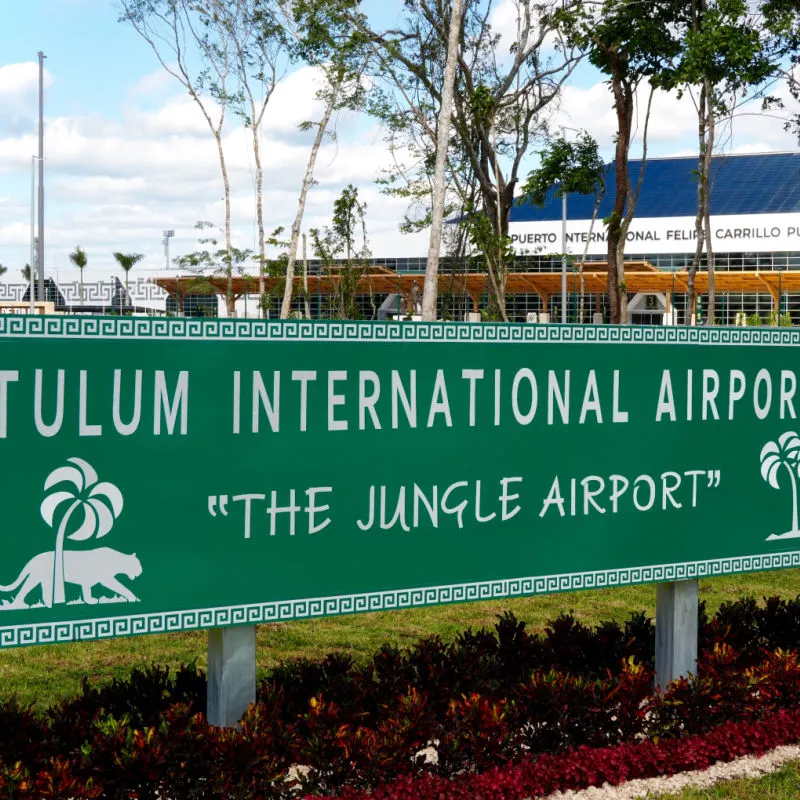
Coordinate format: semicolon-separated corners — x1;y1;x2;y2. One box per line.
505;150;800;325
2;151;799;324
153;150;800;324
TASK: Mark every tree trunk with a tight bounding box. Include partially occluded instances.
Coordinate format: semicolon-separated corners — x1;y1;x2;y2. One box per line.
421;0;464;323
687;82;707;326
485;253;507;321
704;81;716;325
616;85;654;327
254;127;266;314
303;233;311;319
478;180;513;322
615;232;628;324
281;86;337;320
607;73;632;325
214;131;234;317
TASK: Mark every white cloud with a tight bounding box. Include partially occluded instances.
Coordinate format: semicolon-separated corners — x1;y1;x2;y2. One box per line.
0;72;426;277
554;81;698;154
1;52;798;287
549;77;800;160
489;0;523;60
0;62;53;104
128;67;176;99
0;62;54;136
124;96;211;137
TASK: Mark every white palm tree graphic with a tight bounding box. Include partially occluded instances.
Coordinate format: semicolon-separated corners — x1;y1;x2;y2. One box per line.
761;431;800;541
40;458;124;605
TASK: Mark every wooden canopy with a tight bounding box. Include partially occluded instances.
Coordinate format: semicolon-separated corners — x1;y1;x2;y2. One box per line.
152;262;800;311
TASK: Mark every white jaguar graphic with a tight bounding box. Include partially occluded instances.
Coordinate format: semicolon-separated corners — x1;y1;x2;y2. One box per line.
0;458;142;609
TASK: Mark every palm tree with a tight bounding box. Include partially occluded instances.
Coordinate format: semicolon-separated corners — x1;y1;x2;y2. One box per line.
112;252;144;292
760;431;800;540
40;458;124;605
21;264;31;282
0;263;7;277
69;246;88;304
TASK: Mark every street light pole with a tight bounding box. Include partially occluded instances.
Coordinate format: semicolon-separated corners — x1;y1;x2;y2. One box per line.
29;155;39;313
37;51;46;304
561;126;567;324
163;229;176;314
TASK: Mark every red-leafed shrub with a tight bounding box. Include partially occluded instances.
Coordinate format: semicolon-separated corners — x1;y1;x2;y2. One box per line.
315;709;800;800
3;598;800;797
0;757;103;800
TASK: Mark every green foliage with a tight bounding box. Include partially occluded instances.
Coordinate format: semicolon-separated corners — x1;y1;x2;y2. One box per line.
356;0;577;278
463;202;515;320
289;0;370;116
257;226;295;316
69;247;87;271
310;185;372;320
763;0;800;140
331;184;366;261
175;223;253;315
767;311;793;327
10;602;800;796
522;132;606;207
469;84;496;129
0;263;6;278
556;0;686;323
464;204;514;265
557;0;685;86
111;253;144;287
290;0;366;66
669;0;776;114
21;264;31;282
746;313;763;327
175;222;252;276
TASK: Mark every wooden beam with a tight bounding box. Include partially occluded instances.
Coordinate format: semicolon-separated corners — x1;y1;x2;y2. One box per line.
756;273;780;307
670;272;690;292
150;269;800;302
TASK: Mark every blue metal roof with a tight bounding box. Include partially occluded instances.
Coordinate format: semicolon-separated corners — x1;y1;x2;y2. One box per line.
511;152;800;222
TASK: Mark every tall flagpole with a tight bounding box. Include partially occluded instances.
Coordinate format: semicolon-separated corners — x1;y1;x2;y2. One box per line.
37;51;45;303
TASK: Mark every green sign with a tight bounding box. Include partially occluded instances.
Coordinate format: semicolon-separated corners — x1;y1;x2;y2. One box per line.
1;315;799;649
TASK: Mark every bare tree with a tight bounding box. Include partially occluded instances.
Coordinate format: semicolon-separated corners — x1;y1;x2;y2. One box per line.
279;71;343;319
278;3;368;319
120;0;238;314
674;0;775;325
351;0;580;321
560;0;682;323
422;0;464;322
202;0;288;309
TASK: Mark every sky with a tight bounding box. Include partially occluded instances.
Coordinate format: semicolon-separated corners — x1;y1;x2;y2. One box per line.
0;0;798;284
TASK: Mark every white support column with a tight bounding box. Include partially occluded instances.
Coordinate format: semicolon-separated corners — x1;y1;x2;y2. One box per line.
207;625;256;727
655;580;698;689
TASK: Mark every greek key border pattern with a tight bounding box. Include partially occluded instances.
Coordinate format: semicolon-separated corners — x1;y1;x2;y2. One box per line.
2;551;799;649
2;314;800;345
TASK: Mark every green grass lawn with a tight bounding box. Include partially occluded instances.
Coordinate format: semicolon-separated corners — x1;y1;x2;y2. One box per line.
655;761;800;799
2;567;800;709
